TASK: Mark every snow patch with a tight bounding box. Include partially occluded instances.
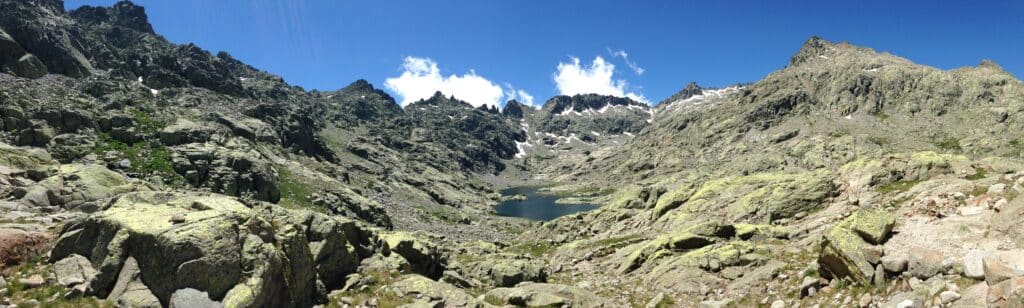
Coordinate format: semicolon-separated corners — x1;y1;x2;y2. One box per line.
667;86;744;109
514;140;533;158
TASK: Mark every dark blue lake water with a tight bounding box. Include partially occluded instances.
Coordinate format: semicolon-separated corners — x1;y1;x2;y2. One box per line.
494;187;599;221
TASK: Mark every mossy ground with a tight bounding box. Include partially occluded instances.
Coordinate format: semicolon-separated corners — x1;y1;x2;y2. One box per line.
276;167;318;210
4;257;113;308
91;114;183;186
876;179;922;193
325;269;411;308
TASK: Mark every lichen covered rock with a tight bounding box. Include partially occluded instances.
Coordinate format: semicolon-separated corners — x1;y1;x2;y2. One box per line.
818;209;896;284
49;191;379;307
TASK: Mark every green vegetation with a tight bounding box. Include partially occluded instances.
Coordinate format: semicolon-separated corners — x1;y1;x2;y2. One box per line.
325;269;409;308
132;110;164;134
508;242;555;257
971;185;990;197
92;132;182;184
866;135;891;147
966;167;987;180
876;179;922;193
5;258;113;308
933;136;962;152
276;168;317;210
584;234;644;249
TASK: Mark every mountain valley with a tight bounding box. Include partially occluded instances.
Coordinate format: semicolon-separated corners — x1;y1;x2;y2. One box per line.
1;1;1024;307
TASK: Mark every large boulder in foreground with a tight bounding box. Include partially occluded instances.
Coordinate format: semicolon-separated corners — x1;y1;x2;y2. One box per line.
390;275;488;308
48;191;378;307
818;209;896;285
0;224;52;270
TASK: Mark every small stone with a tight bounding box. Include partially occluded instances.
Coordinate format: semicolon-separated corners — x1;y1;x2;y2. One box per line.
0;276;6;288
896;299;921;308
863;245;884;265
983;256;1022;285
874;264;886;287
941;257;961;275
858;293;872;307
63;283;87;299
881;255;909;273
908;248;943;278
963;249;989;279
646;293;668;308
989;183;1007;194
908;277;924;291
801;276;820;298
21;274;45;288
938;290;960;304
771;300;786;308
170;214;186;224
993;199;1008;212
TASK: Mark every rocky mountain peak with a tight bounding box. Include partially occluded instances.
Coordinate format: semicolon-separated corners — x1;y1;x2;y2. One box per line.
978;59;1006;71
681;81;703;98
790;35;838;66
406;91;475;110
70;0;154;34
658;81;704;105
543;93;646;115
338;79;395;101
502;99;527;118
24;0;64;13
344;79;375;92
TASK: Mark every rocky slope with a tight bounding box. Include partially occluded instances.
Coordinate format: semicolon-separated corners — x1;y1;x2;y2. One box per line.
526;37;1024;307
3;1;1024;307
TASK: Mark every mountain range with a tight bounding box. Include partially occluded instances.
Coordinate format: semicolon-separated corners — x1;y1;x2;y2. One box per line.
1;1;1023;307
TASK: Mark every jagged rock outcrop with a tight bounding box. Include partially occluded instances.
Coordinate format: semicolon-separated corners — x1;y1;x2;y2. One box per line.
659;81;703;105
818;209;896;285
534;94;651;138
47;191;392;307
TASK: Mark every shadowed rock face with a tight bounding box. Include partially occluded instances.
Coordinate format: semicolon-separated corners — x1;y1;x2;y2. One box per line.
534;94;651;137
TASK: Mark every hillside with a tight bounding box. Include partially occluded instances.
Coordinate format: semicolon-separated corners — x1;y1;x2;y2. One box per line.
2;1;1024;307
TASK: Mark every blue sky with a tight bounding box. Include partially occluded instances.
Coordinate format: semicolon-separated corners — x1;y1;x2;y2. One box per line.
65;0;1023;107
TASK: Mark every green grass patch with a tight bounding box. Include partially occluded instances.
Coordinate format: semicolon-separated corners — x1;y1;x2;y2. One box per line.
132;110;165;135
4;258;113;308
934;136;962;152
507;242;555;257
867;136;891;147
584;234;643;250
276;168;317;210
876;179;922;193
92;133;182;184
325;269;410;308
971;185;989;197
966;167;987;180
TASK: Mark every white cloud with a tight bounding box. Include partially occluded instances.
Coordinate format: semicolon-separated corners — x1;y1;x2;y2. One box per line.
608;48;645;75
553;56;649;104
504;83;536;107
384;56;529;108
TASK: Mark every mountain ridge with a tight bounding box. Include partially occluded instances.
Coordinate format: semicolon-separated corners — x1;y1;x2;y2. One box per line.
2;1;1024;307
